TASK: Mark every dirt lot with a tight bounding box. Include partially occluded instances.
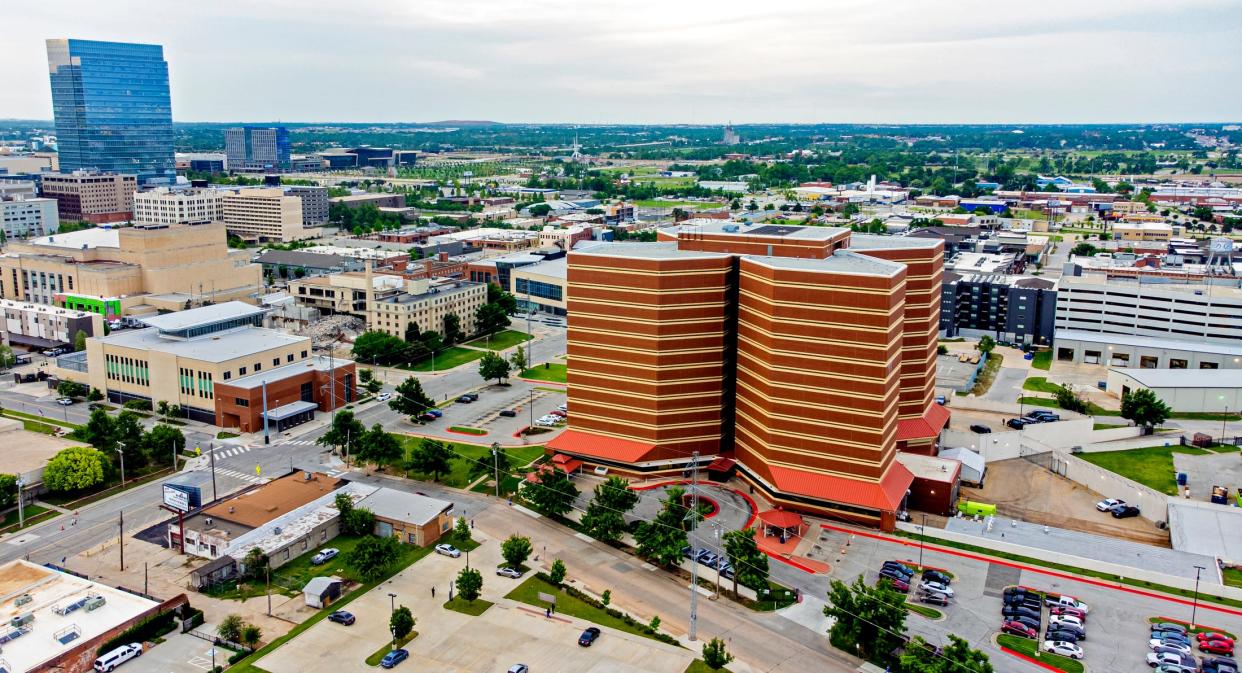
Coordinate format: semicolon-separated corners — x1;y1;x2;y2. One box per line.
962;458;1171;547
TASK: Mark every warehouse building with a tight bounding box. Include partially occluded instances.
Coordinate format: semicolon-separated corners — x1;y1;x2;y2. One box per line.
1105;368;1242;412
1054;330;1242;370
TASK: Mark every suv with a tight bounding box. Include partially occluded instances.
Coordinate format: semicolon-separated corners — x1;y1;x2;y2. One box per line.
1029;410;1060;422
969;424;992;434
1112;504;1141;518
1007;418;1027;430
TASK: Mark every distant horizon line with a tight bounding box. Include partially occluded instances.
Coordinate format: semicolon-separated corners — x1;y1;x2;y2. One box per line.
3;118;1241;128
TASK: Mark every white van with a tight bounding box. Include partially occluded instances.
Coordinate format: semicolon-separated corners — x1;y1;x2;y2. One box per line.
94;643;142;672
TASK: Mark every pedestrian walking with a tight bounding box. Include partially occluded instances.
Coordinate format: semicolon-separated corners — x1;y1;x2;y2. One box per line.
431;586;436;598
545;607;551;618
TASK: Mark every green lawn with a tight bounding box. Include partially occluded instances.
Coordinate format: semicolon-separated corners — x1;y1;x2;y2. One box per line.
505;576;666;643
1031;350;1052;371
903;600;943;620
1093;423;1127;430
206;535;423;600
400;346;485;372
970;353;1004;396
1018;396;1121;416
364;633;417;666
448;426;487;435
217;431;240;440
684;661;732;673
1;409;83;430
443;597;493;615
467;329;533;351
1079;445;1212;495
397;439;545;488
997;634;1083;673
1225;568;1242;589
520;363;567;383
0;505;53;533
1022;376;1061;393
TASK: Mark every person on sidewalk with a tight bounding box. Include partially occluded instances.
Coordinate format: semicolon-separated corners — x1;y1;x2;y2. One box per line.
431;586;436;598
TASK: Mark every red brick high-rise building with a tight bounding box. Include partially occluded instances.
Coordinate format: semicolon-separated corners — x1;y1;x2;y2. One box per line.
548;221;947;530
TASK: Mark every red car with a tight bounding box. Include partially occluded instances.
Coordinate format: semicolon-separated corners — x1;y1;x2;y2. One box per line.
1049;606;1087;621
879;576;910;593
1197;632;1235;645
1200;640;1236;656
1001;621;1037;639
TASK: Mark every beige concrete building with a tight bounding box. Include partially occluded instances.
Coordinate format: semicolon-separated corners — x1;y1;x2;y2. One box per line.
40;171;136;224
288;270;485;336
223;188;320;243
1;298;104;350
0;222;262;317
510;256;567;316
133;187;224;225
59;302;314;423
1113;221;1179;242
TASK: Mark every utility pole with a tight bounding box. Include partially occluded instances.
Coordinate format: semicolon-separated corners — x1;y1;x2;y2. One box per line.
687;451;700;642
492;442;500;497
118;510;124;572
525;286;534;368
266;564;272;616
209;443;218;502
15;478;23;528
1191;565;1207;628
528;389;534;435
144;562;148;596
919;513;927;570
262;379;270;445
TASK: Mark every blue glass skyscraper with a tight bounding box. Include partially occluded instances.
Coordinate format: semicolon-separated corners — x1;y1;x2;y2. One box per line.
46;39;174;181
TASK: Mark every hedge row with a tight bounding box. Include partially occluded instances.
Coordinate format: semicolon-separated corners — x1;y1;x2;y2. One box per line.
98;609;178;655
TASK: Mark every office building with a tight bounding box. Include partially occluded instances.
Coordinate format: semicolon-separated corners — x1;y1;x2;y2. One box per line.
548;221;947;530
214;355;357;432
940;273;1056;346
39;171;136;224
177;152;227;173
286;185;329;226
1055;275;1242;345
222;188;318;242
132;187;224;225
0;222;262;315
225;126;292;172
511;256;568;316
0;180;38;200
46;39;174;180
0;194;60;238
329;192;405;210
289;270;485;336
0;298;103;350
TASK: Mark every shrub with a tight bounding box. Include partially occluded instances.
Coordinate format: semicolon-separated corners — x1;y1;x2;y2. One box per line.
98;609;178;655
123;399;153;411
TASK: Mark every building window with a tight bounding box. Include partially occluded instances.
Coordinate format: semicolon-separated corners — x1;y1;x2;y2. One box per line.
239;367;247;376
1139;356;1158;369
273;358;280;366
301;350;308;358
1169;359;1188;369
287;354;294;363
235;397;249;407
254;363;262;372
1201;362;1219;369
224;371;232;380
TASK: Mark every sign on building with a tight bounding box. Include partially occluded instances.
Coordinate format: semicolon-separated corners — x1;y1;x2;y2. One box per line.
162;483;201;512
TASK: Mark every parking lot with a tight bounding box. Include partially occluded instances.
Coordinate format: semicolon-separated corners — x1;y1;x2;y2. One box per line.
818;523;1242;673
412;381;568;441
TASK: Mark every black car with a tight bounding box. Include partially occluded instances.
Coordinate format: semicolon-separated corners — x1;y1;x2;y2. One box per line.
499;410;517;417
880;567;912;583
1048;624;1085;641
1007;418;1027;430
327;610;355;625
456;395;474;403
1045;629;1081;644
1002;605;1040;621
922;570;951;585
1010;615;1040;632
919;592;949;606
1020;415;1045;425
578;627;601;647
1002;586;1030;597
1029;410;1061;422
1004;593;1040;608
1112;504;1141;518
1202;657;1239;673
882;561;914;577
969;424;992;434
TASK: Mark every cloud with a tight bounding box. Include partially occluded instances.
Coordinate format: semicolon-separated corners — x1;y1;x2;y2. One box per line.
2;0;1240;123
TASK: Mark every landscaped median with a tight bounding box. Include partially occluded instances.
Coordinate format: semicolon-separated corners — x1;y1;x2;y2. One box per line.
996;633;1083;673
364;632;417;666
443;596;493;615
505;573;681;647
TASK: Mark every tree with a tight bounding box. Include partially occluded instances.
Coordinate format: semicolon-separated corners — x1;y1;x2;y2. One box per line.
649;615;661;631
1070;242;1098;257
404;321;420;345
57;380;85;399
549;558;566;585
523;468;579;518
317;409;365;456
242;547;269;581
390;605;415;640
475;302;509;338
0;344;14;370
634;488;692;566
937;344;948;356
478;351;512;384
601;589;611;606
900;634;994;673
510;344;527;372
976;335;995;355
111;410;147;469
1121;388;1172;434
347;535;401;581
88;387;103;402
344;506;376;537
358;368;374;384
390;376;435;418
217;614;244;644
453;515;470;542
83;407;116;452
406;438;453;481
723;529;769;594
241;623;262;649
702;637;734;670
1053;384;1089;414
143;424;186;467
0;474;14;510
73;329;88;352
455;567;483;602
823;575;907;660
500;534;532;568
443;312;463;346
356;423;403;465
352;331;410;366
467;445;511;481
580;476;639;543
365;378;383;395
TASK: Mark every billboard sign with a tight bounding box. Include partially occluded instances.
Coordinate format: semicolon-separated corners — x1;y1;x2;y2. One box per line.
162;483;201;512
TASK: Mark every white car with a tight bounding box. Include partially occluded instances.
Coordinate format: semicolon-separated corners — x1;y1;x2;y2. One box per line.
311;547;339;565
496;567;524;579
507;666;529;673
1048;614;1083;630
1042;641;1084;659
434;543;462;558
1096;498;1124;512
918;580;953;597
1148;640;1192;655
1045;594;1090;614
377;393;392;402
1147;652;1195;670
557;403;568;412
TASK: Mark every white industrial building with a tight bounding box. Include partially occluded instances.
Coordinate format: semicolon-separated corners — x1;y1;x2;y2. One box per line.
1055;330;1242;370
1106;368;1242;412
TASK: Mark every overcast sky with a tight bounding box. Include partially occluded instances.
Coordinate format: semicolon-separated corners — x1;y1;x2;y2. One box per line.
5;0;1241;124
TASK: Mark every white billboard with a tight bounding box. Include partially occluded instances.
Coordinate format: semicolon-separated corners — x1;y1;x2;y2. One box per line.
163;484;190;512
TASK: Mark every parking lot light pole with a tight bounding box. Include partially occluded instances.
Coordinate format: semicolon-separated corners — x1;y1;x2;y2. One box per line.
388;592;397;650
1191;564;1207;628
918;513;927;570
491;441;501;497
115;446;126;486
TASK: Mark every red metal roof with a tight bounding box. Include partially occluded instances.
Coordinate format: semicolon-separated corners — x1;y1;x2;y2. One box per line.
756;509;804;529
545;429;655;463
550;454;584;474
895;403;951;442
766;461;914;512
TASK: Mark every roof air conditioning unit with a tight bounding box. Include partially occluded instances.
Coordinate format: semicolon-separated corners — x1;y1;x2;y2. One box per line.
273;527;283;535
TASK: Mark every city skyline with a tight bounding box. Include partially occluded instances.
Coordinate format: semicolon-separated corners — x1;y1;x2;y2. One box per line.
3;0;1241;125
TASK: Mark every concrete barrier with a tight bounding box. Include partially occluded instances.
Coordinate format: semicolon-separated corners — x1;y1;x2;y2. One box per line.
942;419;1148;461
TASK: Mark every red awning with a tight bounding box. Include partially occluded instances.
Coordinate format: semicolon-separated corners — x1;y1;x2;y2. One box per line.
706;457;737;473
550;454;584;474
895;403;951;442
546;429;656;463
766;461;914;512
756;509;804;530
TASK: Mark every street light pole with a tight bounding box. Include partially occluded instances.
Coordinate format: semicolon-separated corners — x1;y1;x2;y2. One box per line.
388;592;397;650
15;478;24;528
491;441;500;497
1191;565;1207;628
115;446;126;486
919;513;927;570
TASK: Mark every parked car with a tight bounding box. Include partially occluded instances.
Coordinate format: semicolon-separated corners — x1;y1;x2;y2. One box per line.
969;424;992;434
1149;640;1193;655
550;409;567;417
1007;418;1027;430
418;412;437;422
1152;630;1192;645
882;561;914;576
1045;629;1081;644
879;576;910;593
1010;615;1041;632
1112;504;1142;518
1096;498;1125;512
1147;651;1196;670
558;403;568;412
507;666;529;673
499;410;517;417
922;570;951;585
919;580;954;597
93;643;142;672
1042;641;1084;659
434;543;462;558
1049;605;1087;621
463;393;480;401
919;592;949;606
376;393;392;402
1150;643;1196;660
456;395;474;403
1201;640;1236;656
1001;621;1037;639
311;548;339;565
682;546;696;560
1044;595;1089;613
1201;656;1240;673
879;567;911;584
1020;415;1046;425
578;627;601;647
1005;593;1041;608
1029;410;1061;421
327;610;355;625
1198;632;1235;644
697;552;719;568
1048;615;1083;631
56;397;75;406
497;567;524;579
380;649;409;668
1002;604;1040;621
426;409;443;418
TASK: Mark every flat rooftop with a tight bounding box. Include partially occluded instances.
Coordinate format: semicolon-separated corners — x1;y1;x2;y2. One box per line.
0;419;90;479
95;326;308;363
570;241;730;261
1056;329;1242;357
29;227;121;250
0;299;94;319
138;301;267;332
743;250;905;277
1111;367;1242;388
666;220;849;241
357;487;454;525
895;451;960;483
1168;499;1242;563
513;256;568;280
849;234;943;250
223;355;350;390
0;560;159;673
202;471;343;528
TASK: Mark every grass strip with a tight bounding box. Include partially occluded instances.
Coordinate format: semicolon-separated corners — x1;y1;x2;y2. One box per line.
998;633;1083;673
443;597;493;615
364;632;418;666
